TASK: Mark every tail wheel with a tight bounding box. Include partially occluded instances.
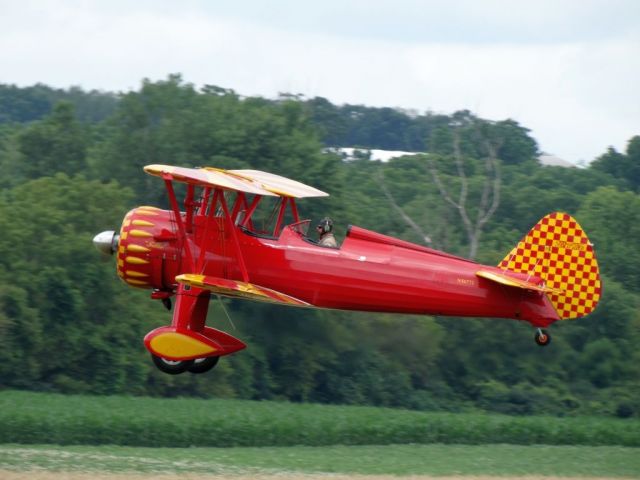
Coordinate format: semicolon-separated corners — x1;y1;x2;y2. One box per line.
151;355;194;375
188;356;220;374
534;328;551;347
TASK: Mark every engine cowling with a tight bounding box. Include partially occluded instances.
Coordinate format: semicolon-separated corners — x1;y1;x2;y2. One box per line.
115;206;182;291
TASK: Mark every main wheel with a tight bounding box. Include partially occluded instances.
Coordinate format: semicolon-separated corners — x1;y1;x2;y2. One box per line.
534;329;551;346
151;354;194;375
188;356;220;374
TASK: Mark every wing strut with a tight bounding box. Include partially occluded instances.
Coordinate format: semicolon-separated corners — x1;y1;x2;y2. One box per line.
219;188;250;283
196;189;223;272
231;192;248;222
184;184;195;233
290;198;299;222
240;195;261;229
163;175;194;270
274;197;288;236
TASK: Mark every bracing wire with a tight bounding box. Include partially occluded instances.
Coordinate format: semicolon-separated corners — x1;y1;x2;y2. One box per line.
216;295;236;330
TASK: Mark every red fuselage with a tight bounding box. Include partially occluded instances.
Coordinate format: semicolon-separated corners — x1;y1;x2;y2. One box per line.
118;208;559;328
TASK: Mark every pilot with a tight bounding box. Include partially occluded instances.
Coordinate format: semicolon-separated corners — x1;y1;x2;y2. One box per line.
316;217;338;247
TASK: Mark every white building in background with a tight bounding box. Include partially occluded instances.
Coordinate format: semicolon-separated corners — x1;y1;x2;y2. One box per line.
327;147;576;168
326;147;422;162
537;154;576;168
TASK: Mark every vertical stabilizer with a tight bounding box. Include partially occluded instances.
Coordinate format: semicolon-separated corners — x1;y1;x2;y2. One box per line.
499;212;602;320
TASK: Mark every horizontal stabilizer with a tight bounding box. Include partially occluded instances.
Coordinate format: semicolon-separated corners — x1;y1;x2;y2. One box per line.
176;274;310;306
476;270;562;294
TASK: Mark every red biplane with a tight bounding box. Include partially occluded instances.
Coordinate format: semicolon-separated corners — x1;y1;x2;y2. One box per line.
93;165;602;374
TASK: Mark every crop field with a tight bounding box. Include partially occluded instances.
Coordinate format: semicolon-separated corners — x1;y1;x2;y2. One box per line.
1;391;638;478
1;391;639;448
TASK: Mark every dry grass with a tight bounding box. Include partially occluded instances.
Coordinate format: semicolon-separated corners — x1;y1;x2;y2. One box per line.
3;444;639;478
1;474;634;480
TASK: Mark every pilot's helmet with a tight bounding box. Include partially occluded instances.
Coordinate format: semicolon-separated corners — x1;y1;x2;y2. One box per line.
317;217;333;234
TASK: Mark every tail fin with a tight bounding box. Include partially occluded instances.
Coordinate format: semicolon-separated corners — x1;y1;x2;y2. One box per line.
499;212;602;320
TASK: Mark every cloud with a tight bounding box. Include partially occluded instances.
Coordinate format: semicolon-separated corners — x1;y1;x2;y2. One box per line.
0;0;638;162
402;35;640;161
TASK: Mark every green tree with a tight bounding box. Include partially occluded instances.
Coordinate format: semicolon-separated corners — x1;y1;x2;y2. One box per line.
577;186;640;290
90;75;345;218
0;174;151;393
2;79;639;416
17;102;88;179
591;136;640;191
0;123;24;189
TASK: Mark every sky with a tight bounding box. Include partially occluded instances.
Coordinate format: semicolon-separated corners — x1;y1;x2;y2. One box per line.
1;0;639;164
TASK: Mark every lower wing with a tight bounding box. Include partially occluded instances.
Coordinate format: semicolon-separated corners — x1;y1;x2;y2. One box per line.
176;274;310;306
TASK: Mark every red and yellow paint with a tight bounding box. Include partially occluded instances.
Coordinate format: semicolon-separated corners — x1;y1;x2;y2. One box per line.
499;212;602;320
116;206;167;289
147;328;218;359
176;274;310;306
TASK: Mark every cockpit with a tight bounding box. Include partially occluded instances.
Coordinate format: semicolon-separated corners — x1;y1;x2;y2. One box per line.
234;195;299;239
191;187;337;248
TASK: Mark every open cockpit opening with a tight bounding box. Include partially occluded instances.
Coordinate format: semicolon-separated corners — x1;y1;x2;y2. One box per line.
190;187;301;240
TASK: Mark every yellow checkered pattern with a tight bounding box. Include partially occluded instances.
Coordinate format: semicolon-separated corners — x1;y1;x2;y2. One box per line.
498;212;601;320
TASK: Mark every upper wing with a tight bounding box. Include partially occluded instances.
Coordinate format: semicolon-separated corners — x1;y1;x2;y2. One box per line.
176;274;310;306
144;164;328;198
144;164;277;196
229;169;329;198
476;270;562;294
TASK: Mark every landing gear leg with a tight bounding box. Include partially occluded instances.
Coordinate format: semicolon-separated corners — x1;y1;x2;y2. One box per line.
534;328;551;346
161;297;172;311
145;285;245;375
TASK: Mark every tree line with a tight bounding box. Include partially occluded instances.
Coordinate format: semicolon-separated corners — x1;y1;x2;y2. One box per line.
0;75;638;417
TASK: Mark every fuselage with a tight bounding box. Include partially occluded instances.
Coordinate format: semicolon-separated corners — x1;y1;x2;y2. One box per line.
116;207;559;328
95;165;595;369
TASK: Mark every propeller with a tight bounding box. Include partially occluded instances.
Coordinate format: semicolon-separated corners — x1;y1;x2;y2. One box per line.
93;230;120;256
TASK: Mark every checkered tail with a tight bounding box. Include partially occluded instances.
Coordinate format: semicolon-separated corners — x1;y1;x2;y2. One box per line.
498;212;602;320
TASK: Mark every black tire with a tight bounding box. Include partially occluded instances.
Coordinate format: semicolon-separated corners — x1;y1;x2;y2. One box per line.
151;354;194;374
535;329;551;346
188;356;220;374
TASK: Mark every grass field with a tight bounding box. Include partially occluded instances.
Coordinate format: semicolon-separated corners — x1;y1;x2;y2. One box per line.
1;443;639;477
2;391;639;478
2;391;639;447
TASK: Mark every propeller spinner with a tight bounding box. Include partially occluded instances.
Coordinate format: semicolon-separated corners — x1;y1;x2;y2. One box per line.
93;230;119;255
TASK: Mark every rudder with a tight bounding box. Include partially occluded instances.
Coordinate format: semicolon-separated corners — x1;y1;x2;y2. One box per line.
499;212;602;320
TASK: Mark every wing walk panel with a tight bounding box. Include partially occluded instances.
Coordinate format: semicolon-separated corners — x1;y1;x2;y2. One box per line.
176;274;310;306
